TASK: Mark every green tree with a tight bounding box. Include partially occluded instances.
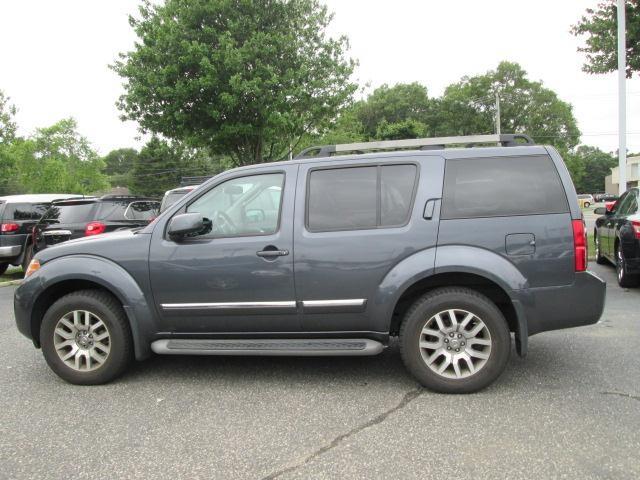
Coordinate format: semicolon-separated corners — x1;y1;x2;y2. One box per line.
354;83;432;139
434;61;581;151
103;147;138;188
0;91;22;194
113;0;356;166
129;137;224;197
0;90;18;144
16;119;108;194
572;1;640;77
566;145;617;193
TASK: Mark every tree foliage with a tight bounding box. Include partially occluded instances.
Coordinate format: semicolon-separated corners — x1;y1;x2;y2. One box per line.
435;62;581;151
113;0;356;166
129;137;225;197
572;1;640;77
15;119;108;194
102;147;138;188
566;145;617;193
0;90;18;144
354;83;432;139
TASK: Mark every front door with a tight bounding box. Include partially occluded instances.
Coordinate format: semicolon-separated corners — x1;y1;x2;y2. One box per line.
149;165;299;333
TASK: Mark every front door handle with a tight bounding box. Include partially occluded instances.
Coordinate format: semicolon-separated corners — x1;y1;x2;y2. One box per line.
257;247;289;258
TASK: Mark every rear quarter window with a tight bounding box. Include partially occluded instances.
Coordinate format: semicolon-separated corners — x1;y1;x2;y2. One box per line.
5;203;50;221
441;155;569;219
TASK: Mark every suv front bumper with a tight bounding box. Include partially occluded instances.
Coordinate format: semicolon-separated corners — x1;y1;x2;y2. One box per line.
517;270;606;336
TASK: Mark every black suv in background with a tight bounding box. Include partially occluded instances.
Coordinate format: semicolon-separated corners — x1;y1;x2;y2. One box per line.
0;194;81;273
31;196;159;260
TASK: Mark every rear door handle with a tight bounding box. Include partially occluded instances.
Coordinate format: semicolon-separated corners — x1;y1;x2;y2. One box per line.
257;248;289;258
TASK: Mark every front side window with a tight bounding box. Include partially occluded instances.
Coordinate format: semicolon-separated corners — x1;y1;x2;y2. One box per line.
186;173;284;237
307;164;417;232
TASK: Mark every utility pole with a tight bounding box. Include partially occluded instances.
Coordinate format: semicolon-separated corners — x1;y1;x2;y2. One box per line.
618;0;627;194
495;91;501;135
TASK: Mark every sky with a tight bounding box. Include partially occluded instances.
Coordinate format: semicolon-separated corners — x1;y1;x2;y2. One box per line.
1;0;639;155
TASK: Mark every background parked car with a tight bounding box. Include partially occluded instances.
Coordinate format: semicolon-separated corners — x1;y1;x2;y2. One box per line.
594;193;618;202
160;185;198;213
0;194;81;273
594;187;640;287
160;176;212;212
577;194;594;208
31;195;160;261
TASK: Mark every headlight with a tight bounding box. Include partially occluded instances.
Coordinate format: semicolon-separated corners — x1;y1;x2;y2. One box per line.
24;259;41;278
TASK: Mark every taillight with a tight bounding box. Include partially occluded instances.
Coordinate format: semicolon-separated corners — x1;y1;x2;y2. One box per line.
632;220;640;240
572;219;587;272
85;221;106;236
0;223;19;233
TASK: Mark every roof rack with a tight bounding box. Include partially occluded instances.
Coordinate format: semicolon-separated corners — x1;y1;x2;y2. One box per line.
294;133;534;159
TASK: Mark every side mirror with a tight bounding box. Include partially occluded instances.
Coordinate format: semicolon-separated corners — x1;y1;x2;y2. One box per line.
168;212;204;239
594;207;609;215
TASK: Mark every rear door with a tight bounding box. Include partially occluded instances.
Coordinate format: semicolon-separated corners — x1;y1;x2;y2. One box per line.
293;156;444;332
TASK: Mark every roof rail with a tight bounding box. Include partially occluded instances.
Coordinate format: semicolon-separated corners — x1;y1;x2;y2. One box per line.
294;133;534;159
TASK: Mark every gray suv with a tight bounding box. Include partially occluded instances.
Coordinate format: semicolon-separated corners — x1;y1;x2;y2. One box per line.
14;134;606;393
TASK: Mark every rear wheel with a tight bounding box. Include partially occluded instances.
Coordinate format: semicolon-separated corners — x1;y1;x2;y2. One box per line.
399;287;510;393
594;231;607;265
40;290;133;385
584;201;591;208
0;263;8;276
616;244;639;288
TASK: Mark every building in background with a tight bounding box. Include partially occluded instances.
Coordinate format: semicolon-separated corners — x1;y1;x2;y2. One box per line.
605;156;640;194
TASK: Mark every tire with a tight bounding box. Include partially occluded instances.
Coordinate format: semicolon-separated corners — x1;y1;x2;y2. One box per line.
21;243;33;272
40;289;133;385
0;263;8;276
584;202;590;208
594;232;607;265
616;243;639;288
399;287;510;394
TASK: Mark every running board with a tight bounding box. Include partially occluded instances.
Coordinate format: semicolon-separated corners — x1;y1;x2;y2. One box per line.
151;338;384;356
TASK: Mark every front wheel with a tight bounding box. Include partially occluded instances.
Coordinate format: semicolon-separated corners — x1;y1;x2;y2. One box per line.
40;290;133;385
399;287;510;393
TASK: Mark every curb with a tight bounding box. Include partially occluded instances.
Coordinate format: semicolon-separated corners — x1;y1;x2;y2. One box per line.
0;280;21;287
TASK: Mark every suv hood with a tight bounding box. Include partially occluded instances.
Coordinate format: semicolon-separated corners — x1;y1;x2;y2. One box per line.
35;229;151;264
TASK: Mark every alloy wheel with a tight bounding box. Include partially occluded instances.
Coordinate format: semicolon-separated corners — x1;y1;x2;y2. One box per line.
418;308;492;379
53;310;111;371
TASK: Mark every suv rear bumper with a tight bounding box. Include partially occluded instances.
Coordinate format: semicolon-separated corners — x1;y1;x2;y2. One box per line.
0;235;26;263
0;245;21;258
516;270;606;336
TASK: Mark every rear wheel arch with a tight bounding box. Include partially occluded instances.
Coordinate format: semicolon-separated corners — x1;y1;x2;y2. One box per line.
389;271;520;350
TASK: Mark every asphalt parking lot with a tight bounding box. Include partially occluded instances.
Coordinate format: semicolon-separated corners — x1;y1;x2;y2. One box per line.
0;263;638;480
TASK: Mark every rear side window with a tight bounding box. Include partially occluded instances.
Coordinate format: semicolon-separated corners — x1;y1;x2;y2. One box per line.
43;203;98;224
441;155;569;219
5;203;49;221
307;164;417;232
124;201;160;221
